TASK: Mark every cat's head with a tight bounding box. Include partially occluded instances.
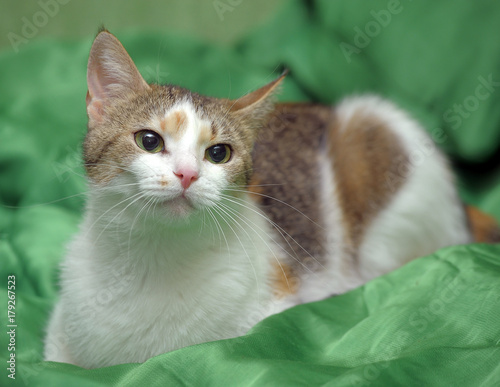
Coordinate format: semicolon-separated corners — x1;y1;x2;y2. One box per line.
84;30;285;221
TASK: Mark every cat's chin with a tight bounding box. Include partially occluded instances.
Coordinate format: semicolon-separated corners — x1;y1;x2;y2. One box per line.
159;196;198;221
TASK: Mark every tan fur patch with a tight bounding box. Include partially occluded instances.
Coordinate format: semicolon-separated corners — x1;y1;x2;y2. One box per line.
161;110;187;140
328;110;409;252
198;123;213;146
271;261;298;299
466;205;500;243
246;174;265;203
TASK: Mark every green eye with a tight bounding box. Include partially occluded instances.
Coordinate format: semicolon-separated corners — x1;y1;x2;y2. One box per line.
205;144;231;164
135;130;164;153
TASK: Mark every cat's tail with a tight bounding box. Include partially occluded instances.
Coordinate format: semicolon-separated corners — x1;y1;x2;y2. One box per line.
466;205;500;243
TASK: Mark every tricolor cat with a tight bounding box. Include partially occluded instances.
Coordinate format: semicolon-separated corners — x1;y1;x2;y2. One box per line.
44;30;499;369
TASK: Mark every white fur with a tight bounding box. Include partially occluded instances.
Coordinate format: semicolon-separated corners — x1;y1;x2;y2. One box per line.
44;101;282;368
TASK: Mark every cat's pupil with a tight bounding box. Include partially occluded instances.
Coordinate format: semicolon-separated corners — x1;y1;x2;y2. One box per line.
142;133;160;151
208;145;227;162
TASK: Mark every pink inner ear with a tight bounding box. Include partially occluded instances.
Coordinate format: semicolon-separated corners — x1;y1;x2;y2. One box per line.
86;31;150;116
231;70;288;112
86;90;92;106
86;90;103;122
86;64;108;103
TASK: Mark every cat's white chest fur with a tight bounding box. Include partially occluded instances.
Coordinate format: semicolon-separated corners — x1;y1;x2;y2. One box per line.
45;193;282;368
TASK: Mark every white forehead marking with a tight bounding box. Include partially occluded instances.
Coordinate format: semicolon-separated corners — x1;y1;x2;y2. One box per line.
143;100;211;146
140;100;213;175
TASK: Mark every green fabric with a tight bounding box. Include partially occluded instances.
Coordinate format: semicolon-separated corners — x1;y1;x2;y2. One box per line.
1;0;500;385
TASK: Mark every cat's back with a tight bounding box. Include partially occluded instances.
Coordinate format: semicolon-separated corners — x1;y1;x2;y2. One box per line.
251;97;471;298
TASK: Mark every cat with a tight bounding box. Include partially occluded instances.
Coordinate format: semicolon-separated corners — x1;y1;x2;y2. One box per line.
43;29;499;369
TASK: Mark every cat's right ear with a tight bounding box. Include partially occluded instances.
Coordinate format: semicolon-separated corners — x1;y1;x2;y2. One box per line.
86;30;150;124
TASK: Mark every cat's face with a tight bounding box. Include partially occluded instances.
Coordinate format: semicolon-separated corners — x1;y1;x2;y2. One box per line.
85;86;255;220
84;30;285;221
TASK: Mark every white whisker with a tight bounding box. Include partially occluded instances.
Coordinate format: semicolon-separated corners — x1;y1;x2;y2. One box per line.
211;203;260;298
84;191;144;237
127;195;156;261
1;191;88;210
226;187;324;230
217;200;291;291
220;193;324;273
93;193;147;243
206;206;228;253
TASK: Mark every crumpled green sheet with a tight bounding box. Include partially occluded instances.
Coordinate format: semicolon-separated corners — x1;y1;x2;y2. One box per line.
3;246;500;386
1;0;500;385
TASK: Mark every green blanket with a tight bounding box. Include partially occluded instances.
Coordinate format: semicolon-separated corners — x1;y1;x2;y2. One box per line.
1;1;500;385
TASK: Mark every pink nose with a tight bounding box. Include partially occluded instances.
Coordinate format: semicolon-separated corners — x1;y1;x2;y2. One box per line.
174;169;199;190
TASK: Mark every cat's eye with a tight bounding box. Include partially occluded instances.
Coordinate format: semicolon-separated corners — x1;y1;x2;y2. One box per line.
205;144;231;164
135;130;164;153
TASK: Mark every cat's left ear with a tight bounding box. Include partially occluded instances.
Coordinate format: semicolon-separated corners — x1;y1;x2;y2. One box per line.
86;29;151;124
229;70;288;123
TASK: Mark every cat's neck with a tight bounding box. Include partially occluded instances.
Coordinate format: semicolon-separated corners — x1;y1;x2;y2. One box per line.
82;187;273;277
62;184;282;357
